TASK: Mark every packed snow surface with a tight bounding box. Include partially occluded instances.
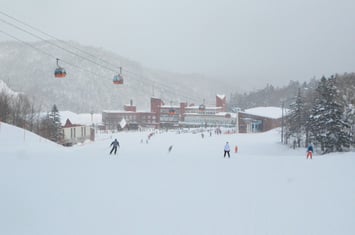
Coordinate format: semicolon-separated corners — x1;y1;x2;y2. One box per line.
0;122;354;235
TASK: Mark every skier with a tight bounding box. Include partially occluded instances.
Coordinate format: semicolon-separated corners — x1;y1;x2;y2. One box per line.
168;145;173;153
224;141;230;158
306;144;313;159
234;145;238;153
110;138;120;155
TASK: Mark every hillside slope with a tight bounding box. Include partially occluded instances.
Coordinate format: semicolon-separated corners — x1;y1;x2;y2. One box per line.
0;122;354;235
0;41;233;112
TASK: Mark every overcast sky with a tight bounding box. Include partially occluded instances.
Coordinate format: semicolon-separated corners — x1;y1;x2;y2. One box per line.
1;0;355;90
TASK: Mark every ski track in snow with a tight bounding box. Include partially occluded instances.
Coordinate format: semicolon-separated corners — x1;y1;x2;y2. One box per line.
0;122;354;235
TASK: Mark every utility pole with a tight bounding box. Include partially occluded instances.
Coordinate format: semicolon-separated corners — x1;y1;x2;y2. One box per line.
281;101;284;144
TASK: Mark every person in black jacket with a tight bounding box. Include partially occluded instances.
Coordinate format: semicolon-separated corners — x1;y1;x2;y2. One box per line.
110;138;120;155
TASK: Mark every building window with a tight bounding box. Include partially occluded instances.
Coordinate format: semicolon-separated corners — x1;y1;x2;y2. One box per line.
81;127;86;137
71;128;76;138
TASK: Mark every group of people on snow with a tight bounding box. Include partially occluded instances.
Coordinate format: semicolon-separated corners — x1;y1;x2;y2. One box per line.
109;137;314;159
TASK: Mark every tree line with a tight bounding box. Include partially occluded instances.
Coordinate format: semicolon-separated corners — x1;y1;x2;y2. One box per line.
230;73;355;154
2;73;354;153
0;91;62;143
284;74;354;154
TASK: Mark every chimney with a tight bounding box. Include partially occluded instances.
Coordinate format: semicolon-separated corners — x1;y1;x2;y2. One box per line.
124;99;136;112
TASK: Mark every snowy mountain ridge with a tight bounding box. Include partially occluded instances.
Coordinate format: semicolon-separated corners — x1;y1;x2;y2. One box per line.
0;79;18;96
0;40;233;113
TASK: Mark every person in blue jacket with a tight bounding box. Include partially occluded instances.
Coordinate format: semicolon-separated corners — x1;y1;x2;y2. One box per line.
110;138;120;155
306;144;313;159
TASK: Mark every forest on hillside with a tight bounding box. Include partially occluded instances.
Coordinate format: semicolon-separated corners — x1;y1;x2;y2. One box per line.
229;79;318;110
229;73;355;154
1;73;354;153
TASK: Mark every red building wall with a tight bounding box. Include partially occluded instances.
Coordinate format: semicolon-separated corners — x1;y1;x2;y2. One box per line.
180;102;187;121
216;95;227;112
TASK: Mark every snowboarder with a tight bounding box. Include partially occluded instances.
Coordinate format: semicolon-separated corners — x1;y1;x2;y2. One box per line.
306;144;313;159
224;142;230;158
110;138;120;155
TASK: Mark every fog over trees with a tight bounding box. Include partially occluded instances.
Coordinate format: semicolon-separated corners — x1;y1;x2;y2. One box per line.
1;72;354;152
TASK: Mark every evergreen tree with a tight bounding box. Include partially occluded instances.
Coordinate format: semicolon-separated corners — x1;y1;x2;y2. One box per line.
48;104;62;143
286;88;305;147
307;76;351;153
0;91;11;123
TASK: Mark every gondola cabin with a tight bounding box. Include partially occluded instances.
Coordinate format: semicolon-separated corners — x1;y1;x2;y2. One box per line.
54;67;67;78
113;74;124;85
54;58;66;78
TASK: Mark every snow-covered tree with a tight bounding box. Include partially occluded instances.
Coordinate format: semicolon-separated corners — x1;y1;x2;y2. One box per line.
285;88;306;147
48;104;62;143
307;76;351;153
0;91;11;123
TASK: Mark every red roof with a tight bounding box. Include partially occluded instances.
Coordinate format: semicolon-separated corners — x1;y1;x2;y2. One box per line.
63;118;83;128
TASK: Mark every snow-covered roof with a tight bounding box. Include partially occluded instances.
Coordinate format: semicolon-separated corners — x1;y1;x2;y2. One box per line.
59;111;102;126
185;106;221;110
243;107;284;119
217;94;226;99
103;110;136;113
161;105;180;108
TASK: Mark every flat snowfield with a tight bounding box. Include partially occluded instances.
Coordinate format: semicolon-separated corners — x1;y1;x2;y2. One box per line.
0;123;354;235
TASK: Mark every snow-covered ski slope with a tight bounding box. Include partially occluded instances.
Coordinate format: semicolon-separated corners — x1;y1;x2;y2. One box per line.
0;122;354;235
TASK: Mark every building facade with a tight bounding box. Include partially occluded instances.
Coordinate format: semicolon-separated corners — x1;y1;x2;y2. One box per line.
238;111;282;133
101;96;282;133
102;100;158;129
62;119;94;146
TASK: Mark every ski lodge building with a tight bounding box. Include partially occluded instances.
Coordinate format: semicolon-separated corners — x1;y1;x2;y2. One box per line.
102;95;283;133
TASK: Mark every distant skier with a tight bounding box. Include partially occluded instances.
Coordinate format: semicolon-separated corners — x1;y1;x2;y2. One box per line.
306;144;313;159
110;138;120;155
168;145;173;153
224;142;230;158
